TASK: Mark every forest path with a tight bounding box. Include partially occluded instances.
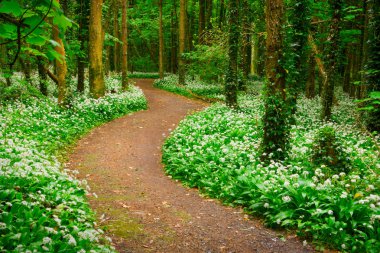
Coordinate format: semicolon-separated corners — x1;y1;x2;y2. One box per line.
68;79;313;253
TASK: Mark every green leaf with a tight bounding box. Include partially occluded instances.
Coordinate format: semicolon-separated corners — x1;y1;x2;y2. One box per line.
53;14;72;31
369;91;380;99
0;0;22;17
26;35;48;46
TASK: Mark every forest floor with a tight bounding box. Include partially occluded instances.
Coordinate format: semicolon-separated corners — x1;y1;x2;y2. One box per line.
68;79;314;253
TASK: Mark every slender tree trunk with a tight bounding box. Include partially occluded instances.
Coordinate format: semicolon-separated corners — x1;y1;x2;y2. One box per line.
159;0;164;79
171;1;178;74
178;0;186;84
19;58;32;84
219;0;225;28
53;1;68;104
225;0;239;108
121;0;128;89
199;0;205;44
113;0;120;73
321;0;343;120
240;0;250;90
306;53;316;98
205;0;212;29
77;0;89;92
261;0;288;161
37;56;48;96
89;0;105;98
250;32;258;76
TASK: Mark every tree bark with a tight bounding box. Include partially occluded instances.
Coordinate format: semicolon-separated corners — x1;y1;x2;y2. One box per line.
198;0;205;44
170;1;178;74
205;0;212;30
89;0;105;98
121;0;128;89
53;0;68;104
261;0;288;161
159;0;164;79
305;53;316;99
321;0;343;120
113;0;120;73
37;56;48;96
225;0;239;108
178;0;186;84
77;0;89;93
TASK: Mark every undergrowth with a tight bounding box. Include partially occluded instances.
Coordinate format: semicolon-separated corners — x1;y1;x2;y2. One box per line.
0;75;147;252
162;81;380;252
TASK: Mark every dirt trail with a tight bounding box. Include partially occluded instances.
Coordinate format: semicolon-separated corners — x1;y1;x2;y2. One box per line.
68;79;313;253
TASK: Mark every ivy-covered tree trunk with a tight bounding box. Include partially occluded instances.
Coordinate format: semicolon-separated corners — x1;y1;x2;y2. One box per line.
321;0;343;120
261;0;288;161
121;0;128;89
225;0;239;108
52;1;68;104
305;53;316;99
178;0;186;85
239;0;250;90
250;33;259;76
205;0;212;30
159;0;164;79
89;0;105;98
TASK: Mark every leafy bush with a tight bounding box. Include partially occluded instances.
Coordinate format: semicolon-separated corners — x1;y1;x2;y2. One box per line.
0;81;147;252
311;126;350;175
162;93;380;252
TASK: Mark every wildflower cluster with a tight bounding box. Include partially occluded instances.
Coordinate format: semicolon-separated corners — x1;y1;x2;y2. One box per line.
163;91;380;252
0;80;147;252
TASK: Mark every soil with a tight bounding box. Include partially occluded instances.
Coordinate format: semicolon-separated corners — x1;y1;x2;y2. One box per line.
68;79;315;253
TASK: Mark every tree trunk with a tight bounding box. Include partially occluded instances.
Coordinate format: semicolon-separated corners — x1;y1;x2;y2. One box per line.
198;0;205;44
205;0;212;30
37;56;48;96
250;32;258;76
89;0;105;98
113;0;120;73
52;0;68;104
261;0;288;162
159;0;164;79
170;1;178;74
239;0;250;90
77;0;89;93
305;53;316;99
121;0;128;89
178;0;186;85
321;0;343;120
219;0;225;28
225;0;239;108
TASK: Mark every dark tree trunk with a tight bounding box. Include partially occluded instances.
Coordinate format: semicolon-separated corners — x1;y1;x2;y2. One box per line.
199;0;205;44
225;0;239;108
159;0;164;78
321;0;343;120
37;56;48;96
178;0;186;84
306;53;316;99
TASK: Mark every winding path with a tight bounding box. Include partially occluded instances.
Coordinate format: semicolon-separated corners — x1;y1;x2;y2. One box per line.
68;79;313;253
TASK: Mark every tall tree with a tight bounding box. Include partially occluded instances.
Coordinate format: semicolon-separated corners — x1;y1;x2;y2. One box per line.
159;0;164;78
321;0;343;120
89;0;105;98
77;0;90;93
53;0;68;104
178;0;186;84
199;0;205;44
261;0;288;161
225;0;239;108
121;0;128;89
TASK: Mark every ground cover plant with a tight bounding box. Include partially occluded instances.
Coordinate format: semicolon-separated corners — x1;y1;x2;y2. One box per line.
0;76;147;252
162;88;380;252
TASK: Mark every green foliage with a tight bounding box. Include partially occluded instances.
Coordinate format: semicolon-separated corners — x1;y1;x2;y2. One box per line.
311;126;350;175
162;90;380;252
0;77;147;252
